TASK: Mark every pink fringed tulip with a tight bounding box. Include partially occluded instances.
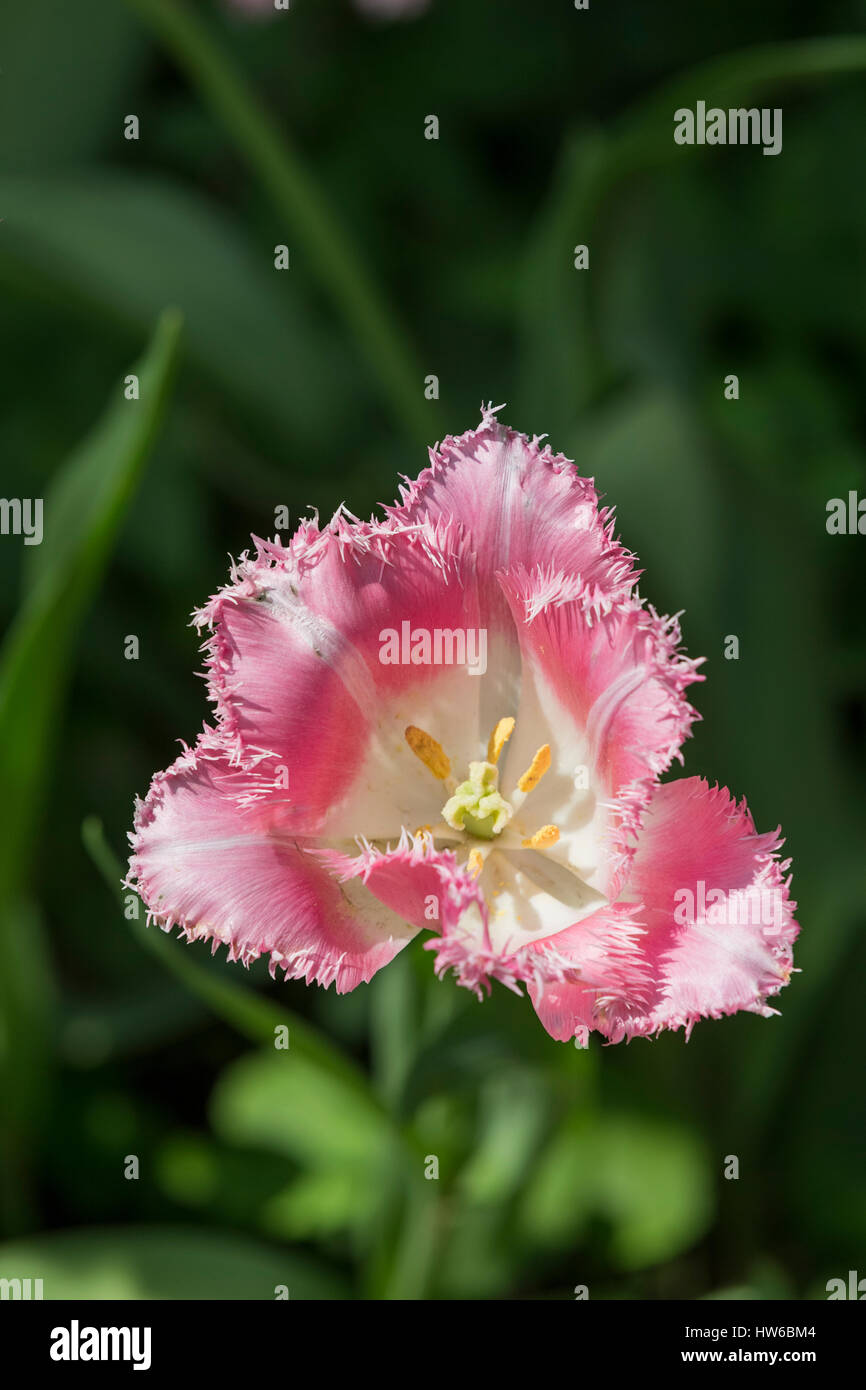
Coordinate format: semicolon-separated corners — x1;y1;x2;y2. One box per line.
129;408;798;1045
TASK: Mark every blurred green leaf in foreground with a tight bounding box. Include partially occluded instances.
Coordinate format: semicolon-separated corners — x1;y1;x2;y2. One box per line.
0;309;183;1229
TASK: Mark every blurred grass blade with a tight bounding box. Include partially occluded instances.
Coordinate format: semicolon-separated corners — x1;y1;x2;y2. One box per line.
0;897;53;1232
125;0;434;444
512;127;610;432
611;35;866;174
0;308;182;1232
517;35;866;429
0;1225;348;1299
0;309;183;881
369;949;418;1111
82;816;374;1098
362;1160;440;1301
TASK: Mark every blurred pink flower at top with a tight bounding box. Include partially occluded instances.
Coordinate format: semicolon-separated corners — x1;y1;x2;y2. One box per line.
225;0;430;19
354;0;431;16
128;408;799;1046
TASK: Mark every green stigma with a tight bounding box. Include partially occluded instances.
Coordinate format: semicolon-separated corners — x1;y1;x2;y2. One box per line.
442;760;513;840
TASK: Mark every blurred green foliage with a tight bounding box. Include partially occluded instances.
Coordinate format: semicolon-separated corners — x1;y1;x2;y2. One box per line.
0;0;864;1299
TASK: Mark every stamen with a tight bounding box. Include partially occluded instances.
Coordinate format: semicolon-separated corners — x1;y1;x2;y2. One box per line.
522;824;560;850
467;847;485;878
405;725;451;780
517;744;551;793
413;824;433;839
487;716;515;765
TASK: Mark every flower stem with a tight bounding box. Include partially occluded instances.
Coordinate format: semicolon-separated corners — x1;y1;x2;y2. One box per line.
82;816;374;1098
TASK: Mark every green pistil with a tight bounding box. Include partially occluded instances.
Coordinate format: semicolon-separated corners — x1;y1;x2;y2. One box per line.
442;760;513;840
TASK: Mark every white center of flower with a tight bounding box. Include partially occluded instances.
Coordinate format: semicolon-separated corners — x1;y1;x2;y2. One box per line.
404;718;560;863
401;718;608;960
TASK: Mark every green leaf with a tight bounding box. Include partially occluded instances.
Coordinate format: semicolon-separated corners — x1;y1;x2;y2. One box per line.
519;1112;714;1271
0;310;183;890
457;1071;551;1207
0;897;53;1231
0;310;182;1232
211;1049;393;1172
264;1169;374;1242
0;1226;346;1299
210;1044;423;1294
597;1115;714;1270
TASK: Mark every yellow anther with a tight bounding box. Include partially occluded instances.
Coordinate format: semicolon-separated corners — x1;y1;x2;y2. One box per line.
413;825;433;839
517;744;551;794
487;716;515;765
405;725;451;780
522;824;560;850
467;848;485;878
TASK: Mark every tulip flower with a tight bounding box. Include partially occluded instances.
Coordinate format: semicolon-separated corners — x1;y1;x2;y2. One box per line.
129;407;798;1044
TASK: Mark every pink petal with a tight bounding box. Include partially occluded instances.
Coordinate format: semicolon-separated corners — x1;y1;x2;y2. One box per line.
498;567;702;896
320;831;477;937
385;404;641;739
529;777;799;1044
525;904;652;1047
424;857;647;1011
386;406;638;629
128;733;418;993
195;521;485;839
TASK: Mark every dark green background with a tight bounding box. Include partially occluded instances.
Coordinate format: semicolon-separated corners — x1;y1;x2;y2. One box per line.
0;0;864;1299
